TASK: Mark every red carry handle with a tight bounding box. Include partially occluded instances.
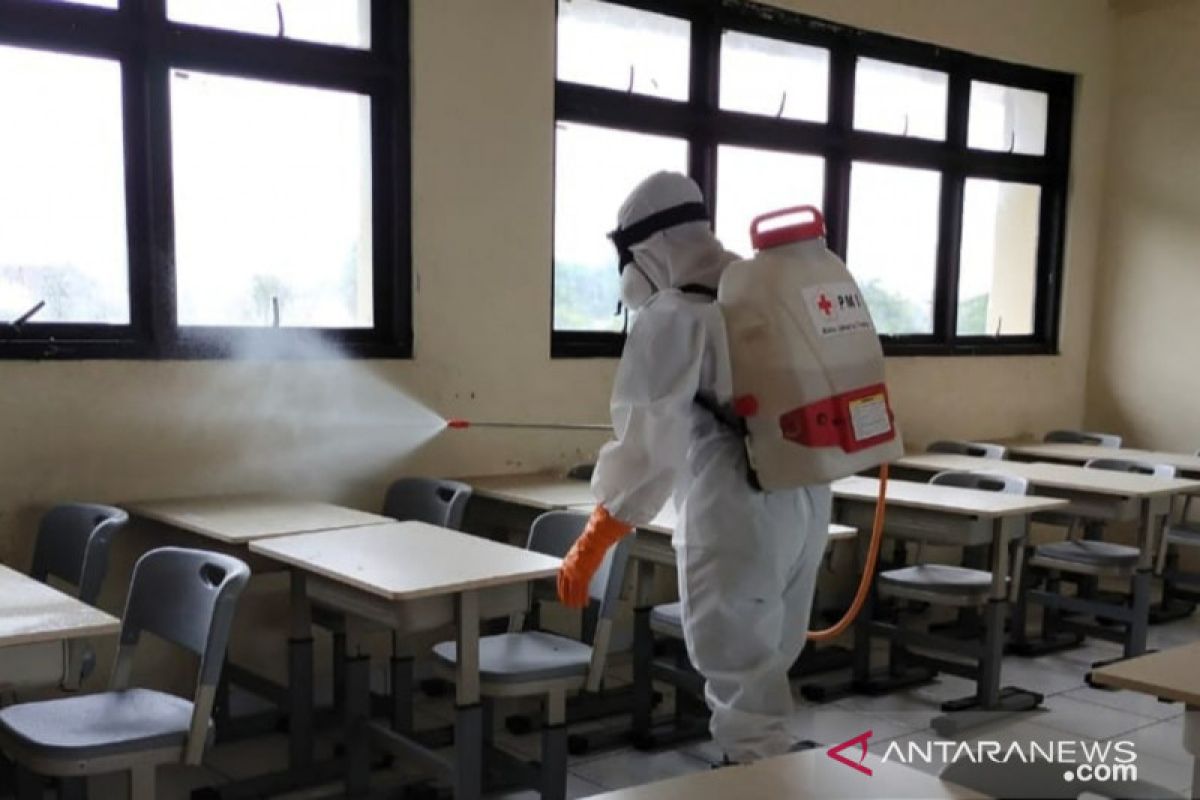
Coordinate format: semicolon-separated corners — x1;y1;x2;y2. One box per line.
750;206;826;251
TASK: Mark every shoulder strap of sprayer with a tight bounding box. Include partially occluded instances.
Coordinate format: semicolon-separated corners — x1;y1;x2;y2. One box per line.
681;286;762;490
678;284;718;300
693;393;764;492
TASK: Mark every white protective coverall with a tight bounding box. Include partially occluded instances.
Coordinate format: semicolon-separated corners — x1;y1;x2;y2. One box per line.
591;172;833;763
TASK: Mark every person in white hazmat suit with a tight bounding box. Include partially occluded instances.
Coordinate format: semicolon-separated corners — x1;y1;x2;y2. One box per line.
556;171;833;764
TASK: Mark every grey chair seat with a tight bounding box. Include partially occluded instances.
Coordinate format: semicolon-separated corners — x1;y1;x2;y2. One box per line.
432;631;593;683
0;688;200;760
1033;540;1139;569
1167;523;1200;547
650;602;684;638
879;565;993;598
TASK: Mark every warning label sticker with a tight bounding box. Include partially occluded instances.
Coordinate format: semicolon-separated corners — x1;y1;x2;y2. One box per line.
849;393;892;442
802;283;874;338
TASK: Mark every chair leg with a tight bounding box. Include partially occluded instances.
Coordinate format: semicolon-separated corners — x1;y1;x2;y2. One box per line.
541;690;568;800
129;766;155;800
59;776;87;800
631;607;654;740
14;766;41;800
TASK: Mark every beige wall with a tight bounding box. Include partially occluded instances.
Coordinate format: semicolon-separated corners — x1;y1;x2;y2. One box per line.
0;1;1115;679
1086;0;1200;452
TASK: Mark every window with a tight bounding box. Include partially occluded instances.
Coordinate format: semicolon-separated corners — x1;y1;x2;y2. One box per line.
846;163;941;335
0;1;410;359
0;46;128;326
957;179;1041;336
553;0;1074;357
554;123;688;333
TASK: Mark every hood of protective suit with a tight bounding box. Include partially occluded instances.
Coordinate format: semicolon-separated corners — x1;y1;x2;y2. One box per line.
617;172;740;310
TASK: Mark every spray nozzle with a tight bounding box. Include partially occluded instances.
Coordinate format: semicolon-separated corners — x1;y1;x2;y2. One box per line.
446;418;471;430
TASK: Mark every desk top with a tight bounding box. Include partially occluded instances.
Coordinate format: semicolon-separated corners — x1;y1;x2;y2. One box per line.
1008;442;1200;477
574;503;857;541
1089;642;1200;706
894;454;1200;498
464;473;596;510
0;564;120;647
585;750;985;800
127;494;391;544
834;476;1069;518
249;521;562;602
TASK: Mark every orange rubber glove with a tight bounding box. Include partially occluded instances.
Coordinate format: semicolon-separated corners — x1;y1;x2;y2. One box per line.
557;506;633;609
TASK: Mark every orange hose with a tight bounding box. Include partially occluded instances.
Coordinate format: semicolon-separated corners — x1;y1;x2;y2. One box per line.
808;462;889;642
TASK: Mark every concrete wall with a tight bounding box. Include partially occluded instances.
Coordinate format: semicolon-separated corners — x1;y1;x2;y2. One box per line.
1086;0;1200;453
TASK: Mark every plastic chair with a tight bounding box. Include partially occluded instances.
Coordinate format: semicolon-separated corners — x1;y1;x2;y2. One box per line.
1018;459;1176;660
1044;429;1123;448
27;504;127;690
926;440;1008;460
382;477;472;530
1155;450;1200;604
31;504;127;606
0;547;250;800
868;471;1035;732
430;511;631;800
878;470;1028;604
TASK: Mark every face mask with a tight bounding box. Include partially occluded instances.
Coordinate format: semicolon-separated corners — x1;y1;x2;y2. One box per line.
618;261;655;311
609;201;710;315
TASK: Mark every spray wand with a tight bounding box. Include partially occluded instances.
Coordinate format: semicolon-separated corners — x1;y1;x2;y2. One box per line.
445;418;612;432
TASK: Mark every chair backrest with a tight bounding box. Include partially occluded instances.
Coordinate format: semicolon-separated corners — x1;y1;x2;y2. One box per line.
115;547;250;689
1085;457;1177;479
526;510;631;622
931;470;1029;495
30;503;128;604
566;463;595;481
1044;429;1123;448
527;510;631;693
112;547;249;765
927;440;1007;460
383;478;473;530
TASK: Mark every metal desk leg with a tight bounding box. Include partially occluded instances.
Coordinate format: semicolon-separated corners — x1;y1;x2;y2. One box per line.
288;571;315;770
1185;706;1200;800
455;590;483;800
343;635;372;798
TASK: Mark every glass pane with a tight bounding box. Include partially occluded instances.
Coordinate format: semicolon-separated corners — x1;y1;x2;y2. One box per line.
0;46;129;325
168;0;370;49
854;57;948;140
554;123;688;332
846;162;941;335
720;31;828;123
171;71;373;328
968;81;1048;156
715;145;824;257
958;179;1040;336
557;0;689;101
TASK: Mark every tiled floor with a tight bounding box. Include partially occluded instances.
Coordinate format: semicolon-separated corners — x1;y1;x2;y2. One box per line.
52;612;1200;799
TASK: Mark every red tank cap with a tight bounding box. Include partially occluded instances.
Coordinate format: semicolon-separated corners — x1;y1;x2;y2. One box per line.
749;206;826;251
733;394;759;418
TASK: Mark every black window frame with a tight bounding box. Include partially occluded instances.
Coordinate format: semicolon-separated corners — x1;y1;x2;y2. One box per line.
551;0;1074;358
0;0;412;360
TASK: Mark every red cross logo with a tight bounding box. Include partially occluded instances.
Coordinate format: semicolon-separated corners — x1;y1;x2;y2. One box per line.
817;294;833;316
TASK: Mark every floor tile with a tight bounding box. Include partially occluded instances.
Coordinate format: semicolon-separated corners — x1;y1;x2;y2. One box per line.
1061;686;1184;721
571;747;710;791
1035;692;1159;739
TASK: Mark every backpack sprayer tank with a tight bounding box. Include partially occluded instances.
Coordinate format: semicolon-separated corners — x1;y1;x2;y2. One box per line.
718;206;903;489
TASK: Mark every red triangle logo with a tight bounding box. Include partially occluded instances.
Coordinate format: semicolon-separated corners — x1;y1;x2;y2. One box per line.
826;730;873;776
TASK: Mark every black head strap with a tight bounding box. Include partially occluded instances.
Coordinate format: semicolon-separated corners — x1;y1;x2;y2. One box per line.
609;202;710;272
